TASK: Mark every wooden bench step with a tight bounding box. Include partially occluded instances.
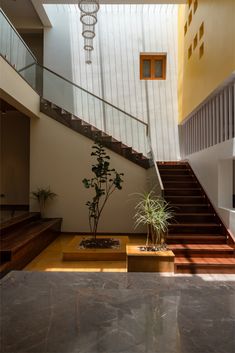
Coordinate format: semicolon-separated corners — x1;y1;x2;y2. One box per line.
1;218;62;254
0;218;62;278
0;212;40;235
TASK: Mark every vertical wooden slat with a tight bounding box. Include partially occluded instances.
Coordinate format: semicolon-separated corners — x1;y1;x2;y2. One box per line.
224;87;228;140
220;92;224;142
228;84;233;139
212;97;216;145
216;94;220;144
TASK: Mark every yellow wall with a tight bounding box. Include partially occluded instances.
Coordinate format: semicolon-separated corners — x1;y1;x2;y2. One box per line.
178;0;235;122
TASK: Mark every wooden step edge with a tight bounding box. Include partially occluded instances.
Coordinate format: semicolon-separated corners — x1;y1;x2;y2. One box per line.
174;257;235;265
0;212;40;232
164;188;202;191
167;234;227;239
174;212;216;216
2;218;62;253
168;244;234;251
169;223;222;227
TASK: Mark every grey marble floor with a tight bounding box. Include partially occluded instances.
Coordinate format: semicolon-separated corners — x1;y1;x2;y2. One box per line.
0;271;235;353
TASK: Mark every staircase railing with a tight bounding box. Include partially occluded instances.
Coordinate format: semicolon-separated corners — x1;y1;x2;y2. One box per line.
0;8;149;156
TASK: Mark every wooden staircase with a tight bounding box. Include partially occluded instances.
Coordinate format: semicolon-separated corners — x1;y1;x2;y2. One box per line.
157;162;235;274
40;98;150;169
0;212;62;278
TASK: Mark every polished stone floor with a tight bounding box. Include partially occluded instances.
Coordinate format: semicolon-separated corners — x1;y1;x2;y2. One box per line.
1;271;235;353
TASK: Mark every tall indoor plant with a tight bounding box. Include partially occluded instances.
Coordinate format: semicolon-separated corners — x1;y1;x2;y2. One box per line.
82;141;124;243
134;191;173;250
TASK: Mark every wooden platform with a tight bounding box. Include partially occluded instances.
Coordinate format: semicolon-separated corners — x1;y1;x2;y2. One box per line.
126;244;175;272
0;213;62;278
62;236;129;261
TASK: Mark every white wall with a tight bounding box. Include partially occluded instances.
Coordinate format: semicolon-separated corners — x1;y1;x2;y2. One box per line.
43;4;180;161
30;112;148;232
188;139;235;236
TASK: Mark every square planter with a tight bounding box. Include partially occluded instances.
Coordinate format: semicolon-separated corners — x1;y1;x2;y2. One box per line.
63;235;129;261
126;244;175;272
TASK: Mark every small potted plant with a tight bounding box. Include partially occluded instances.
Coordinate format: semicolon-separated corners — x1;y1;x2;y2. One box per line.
31;187;57;218
126;191;174;272
134;190;173;251
82;141;124;248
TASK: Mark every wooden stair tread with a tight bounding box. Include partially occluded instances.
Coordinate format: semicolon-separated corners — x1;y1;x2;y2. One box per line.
175;257;235;265
0;212;39;232
164;188;201;191
170;223;221;227
168;244;233;250
167;234;226;239
171;204;210;207
166;195;205;199
1;218;62;252
174;212;215;216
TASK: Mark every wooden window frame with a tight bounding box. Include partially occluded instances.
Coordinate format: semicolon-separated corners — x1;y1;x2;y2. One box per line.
140;54;167;80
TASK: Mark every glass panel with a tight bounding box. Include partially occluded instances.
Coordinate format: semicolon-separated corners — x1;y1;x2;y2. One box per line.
143;60;151;78
154;60;163;78
0;10;36;71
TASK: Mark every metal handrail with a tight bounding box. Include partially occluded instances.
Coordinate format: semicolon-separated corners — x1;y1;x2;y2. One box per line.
0;8;37;63
18;62;148;130
149;146;164;196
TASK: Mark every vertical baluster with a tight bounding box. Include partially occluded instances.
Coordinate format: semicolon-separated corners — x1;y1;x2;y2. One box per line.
228;84;233;139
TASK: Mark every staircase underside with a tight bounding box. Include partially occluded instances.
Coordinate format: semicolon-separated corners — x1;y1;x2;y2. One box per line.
158;161;235;274
40;98;150;169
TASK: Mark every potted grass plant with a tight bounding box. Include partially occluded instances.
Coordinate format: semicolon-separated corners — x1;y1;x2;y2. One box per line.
126;191;175;272
31;187;57;218
134;190;173;251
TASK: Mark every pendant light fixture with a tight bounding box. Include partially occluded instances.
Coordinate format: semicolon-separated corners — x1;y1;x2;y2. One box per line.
78;0;99;64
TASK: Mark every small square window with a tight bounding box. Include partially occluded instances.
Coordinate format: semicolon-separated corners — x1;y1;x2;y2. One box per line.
188;11;192;26
140;54;167;80
199;22;204;39
194;0;198;13
184;22;188;36
188;45;192;59
193;34;198;49
199;43;204;58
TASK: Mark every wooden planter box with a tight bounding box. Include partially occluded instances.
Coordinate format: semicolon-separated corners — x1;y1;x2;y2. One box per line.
126;244;175;272
63;236;129;261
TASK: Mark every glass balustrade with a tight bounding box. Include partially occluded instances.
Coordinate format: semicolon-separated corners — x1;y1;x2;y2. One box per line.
0;9;36;71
